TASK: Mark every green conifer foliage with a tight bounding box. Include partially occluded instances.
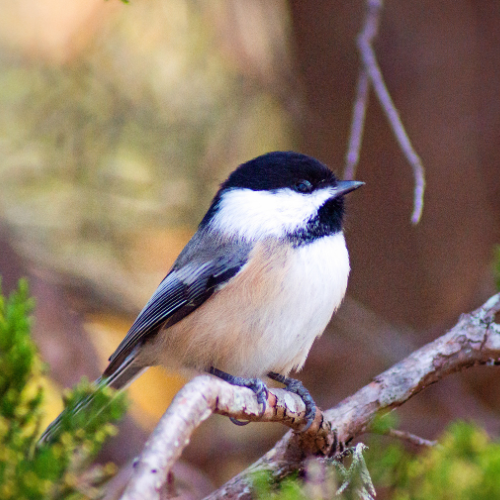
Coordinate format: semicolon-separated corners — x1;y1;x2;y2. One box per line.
0;279;127;500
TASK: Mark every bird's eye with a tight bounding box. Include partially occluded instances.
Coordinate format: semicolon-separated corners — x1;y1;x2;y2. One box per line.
293;180;313;193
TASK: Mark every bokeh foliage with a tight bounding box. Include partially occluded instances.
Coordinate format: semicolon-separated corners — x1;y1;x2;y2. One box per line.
0;280;127;500
254;420;500;500
0;1;293;306
370;421;500;500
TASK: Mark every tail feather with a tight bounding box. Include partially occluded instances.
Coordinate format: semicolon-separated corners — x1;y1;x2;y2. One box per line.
38;347;146;446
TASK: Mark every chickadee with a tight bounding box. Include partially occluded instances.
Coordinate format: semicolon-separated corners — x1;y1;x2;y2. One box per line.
40;151;363;442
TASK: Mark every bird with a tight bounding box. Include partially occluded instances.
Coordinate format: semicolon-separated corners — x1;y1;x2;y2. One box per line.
40;151;363;442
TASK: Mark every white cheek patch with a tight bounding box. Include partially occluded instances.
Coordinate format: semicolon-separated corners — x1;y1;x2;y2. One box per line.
212;187;337;240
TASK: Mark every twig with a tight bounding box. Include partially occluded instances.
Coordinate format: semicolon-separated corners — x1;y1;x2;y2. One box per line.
344;69;370;181
345;0;426;224
385;429;438;448
204;293;500;499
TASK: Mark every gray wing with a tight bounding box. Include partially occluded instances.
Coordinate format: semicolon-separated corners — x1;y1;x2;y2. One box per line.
103;232;251;377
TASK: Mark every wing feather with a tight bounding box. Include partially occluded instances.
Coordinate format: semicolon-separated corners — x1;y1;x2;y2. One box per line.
105;237;250;376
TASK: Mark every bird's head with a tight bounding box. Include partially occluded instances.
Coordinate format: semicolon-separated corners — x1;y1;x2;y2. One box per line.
201;151;363;243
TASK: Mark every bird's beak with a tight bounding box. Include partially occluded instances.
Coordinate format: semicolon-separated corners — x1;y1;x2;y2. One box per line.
333;180;364;197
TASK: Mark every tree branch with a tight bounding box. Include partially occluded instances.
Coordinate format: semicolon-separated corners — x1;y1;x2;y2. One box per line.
345;0;426;224
120;376;332;500
203;293;500;499
119;293;500;500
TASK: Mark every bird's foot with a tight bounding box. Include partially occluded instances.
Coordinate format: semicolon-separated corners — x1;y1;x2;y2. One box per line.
268;371;317;431
209;367;268;426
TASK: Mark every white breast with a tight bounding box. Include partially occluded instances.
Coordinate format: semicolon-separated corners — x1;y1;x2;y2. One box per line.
259;232;350;375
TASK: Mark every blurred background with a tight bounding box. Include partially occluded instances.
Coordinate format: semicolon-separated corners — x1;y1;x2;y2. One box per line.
1;0;500;497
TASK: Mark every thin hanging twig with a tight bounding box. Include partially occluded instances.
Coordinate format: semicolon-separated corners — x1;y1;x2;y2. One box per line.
344;69;370;181
345;0;426;224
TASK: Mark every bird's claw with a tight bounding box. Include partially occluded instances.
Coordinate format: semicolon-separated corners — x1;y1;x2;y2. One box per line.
209;367;268;426
246;378;269;416
229;378;268;425
268;372;317;432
